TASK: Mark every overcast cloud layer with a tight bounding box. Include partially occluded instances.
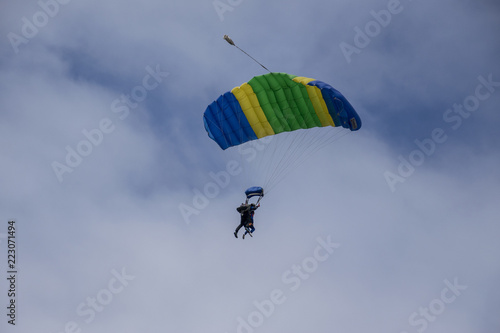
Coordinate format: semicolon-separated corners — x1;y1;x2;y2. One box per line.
1;0;499;332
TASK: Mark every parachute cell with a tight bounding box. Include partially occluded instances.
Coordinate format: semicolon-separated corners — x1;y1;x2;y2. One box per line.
203;72;361;150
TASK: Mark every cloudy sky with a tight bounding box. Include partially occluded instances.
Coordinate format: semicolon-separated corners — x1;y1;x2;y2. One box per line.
1;0;499;332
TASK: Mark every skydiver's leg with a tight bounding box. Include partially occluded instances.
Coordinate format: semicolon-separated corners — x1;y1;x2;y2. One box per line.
234;222;244;237
243;224;255;238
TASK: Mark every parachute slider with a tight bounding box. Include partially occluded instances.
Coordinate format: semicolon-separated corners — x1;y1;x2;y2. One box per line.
245;186;264;199
245;186;264;205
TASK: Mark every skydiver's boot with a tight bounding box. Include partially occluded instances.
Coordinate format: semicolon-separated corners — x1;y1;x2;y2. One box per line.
234;231;238;238
242;232;246;239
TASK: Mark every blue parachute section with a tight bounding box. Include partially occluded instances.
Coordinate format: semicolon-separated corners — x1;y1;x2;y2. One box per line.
245;186;264;199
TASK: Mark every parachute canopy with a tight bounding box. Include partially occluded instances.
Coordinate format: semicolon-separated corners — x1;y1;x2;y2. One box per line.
203;72;361;150
245;186;264;199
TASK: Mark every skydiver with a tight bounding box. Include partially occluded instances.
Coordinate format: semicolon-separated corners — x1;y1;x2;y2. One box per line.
234;203;259;239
